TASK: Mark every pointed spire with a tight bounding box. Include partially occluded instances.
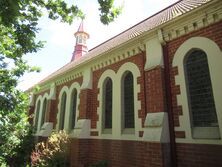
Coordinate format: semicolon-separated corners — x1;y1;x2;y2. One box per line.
71;20;89;62
77;20;84;33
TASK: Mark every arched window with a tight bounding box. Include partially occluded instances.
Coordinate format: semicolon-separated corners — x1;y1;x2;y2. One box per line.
40;98;47;127
184;50;218;132
70;89;77;130
103;78;112;130
122;71;135;129
59;92;67;130
34;100;41;130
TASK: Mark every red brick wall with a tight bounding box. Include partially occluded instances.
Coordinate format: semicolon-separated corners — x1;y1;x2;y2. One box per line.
176;143;222;167
69;139;170;167
68;51;170;166
31;21;222;167
167;21;222;166
145;67;166;114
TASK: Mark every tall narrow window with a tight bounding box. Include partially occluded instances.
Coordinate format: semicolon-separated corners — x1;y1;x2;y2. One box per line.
34;100;41;130
185;50;218;129
103;78;112;130
70;89;77;130
40;98;47;127
59;92;67;130
123;72;134;129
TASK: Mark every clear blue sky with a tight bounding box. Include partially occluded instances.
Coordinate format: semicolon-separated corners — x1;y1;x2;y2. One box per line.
18;0;178;90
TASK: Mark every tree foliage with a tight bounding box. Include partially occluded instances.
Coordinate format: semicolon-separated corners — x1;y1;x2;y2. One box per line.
98;0;122;25
0;0;121;166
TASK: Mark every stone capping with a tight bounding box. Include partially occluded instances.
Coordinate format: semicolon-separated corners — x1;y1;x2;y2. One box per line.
36;122;53;137
162;2;222;42
48;83;56;100
143;112;170;143
73;119;91;139
29;93;35;106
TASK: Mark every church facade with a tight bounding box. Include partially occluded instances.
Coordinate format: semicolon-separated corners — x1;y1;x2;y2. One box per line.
28;0;222;166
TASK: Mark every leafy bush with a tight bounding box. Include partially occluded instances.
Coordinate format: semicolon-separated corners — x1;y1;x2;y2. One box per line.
31;131;70;167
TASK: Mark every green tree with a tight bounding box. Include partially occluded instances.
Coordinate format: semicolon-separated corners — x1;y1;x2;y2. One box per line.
0;0;121;166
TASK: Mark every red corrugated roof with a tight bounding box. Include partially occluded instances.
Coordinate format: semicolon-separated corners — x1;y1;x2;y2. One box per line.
32;0;213;88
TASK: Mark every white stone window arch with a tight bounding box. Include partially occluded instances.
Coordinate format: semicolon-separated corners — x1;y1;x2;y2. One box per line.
34;93;49;132
97;62;142;140
67;82;81;135
121;71;135;130
40;97;48;128
117;62;142;135
102;77;113;130
34;95;42;132
173;37;222;144
97;70;116;136
56;86;69;131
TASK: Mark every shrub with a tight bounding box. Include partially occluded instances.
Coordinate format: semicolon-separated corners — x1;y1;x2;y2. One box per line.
31;131;70;167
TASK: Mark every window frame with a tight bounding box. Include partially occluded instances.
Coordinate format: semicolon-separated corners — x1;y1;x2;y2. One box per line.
34;100;41;131
121;71;135;134
40;98;48;128
69;88;78;131
173;37;222;143
59;92;67;131
102;77;113;134
184;49;219;139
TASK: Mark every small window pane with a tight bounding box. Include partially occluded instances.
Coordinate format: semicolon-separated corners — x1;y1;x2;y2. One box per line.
185;50;218;127
59;92;67;130
104;78;112;129
123;72;135;128
70;89;77;130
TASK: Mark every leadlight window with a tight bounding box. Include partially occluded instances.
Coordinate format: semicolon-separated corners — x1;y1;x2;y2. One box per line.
40;98;47;127
184;50;218;128
70;89;77;130
103;78;112;129
123;72;135;129
34;100;41;130
59;92;67;130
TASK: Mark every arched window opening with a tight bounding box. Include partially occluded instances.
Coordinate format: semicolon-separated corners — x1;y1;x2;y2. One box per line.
40;98;47;127
34;100;41;130
185;50;218;129
59;92;67;130
122;71;135;129
70;89;77;130
103;78;112;130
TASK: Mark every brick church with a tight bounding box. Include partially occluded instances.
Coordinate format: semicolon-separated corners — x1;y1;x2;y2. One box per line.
28;0;222;166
